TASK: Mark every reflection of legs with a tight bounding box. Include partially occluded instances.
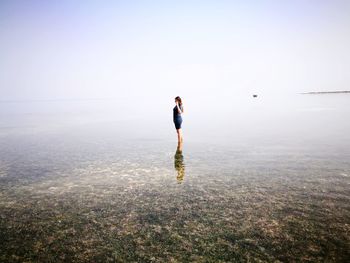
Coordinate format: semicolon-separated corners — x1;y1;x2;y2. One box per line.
174;142;185;183
176;128;183;143
177;140;183;150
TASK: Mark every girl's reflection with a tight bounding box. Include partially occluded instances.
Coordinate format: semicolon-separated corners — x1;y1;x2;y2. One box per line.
174;142;185;183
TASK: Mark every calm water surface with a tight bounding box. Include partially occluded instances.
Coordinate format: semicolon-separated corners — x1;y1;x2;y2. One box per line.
0;94;349;262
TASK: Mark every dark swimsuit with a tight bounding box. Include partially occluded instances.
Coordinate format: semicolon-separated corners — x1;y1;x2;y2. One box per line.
173;105;183;129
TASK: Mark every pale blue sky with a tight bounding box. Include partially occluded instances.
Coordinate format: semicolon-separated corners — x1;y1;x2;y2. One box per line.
1;0;350;102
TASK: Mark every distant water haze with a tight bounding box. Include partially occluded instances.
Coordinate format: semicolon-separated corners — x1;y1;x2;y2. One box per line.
1;93;349;151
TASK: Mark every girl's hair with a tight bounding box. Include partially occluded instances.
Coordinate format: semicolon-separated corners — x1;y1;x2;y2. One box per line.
175;96;182;106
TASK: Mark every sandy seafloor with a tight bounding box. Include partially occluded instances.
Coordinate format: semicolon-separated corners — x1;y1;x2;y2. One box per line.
0;94;349;262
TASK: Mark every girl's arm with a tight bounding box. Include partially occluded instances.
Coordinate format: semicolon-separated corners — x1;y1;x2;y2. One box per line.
176;103;184;114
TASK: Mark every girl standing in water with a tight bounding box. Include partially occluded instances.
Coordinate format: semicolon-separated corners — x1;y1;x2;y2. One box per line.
173;96;184;143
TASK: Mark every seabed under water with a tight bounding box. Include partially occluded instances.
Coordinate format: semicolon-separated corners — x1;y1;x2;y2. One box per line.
0;137;349;262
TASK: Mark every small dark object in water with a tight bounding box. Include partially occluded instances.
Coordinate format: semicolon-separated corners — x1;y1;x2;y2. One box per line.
253;94;258;98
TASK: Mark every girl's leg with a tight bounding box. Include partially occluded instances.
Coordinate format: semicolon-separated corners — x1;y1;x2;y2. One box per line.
178;128;183;142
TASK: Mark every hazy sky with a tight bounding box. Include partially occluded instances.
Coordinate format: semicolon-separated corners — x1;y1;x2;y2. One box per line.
1;0;350;102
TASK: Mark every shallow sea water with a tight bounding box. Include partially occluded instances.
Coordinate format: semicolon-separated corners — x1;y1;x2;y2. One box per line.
0;94;349;262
